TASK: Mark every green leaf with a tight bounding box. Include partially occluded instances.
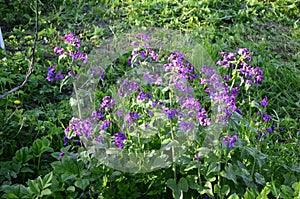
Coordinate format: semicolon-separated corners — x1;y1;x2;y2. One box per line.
75;179;89;191
244;188;258;199
254;173;265;185
42;172;53;189
28;179;40;195
13;147;32;163
204;181;213;197
222;164;237;184
41;189;52;196
221;184;230;196
67;186;75;192
206;162;219;176
32;138;53;157
280;185;293;198
228;193;240;199
166;178;177;192
257;186;270;199
186;175;199;190
178;177;188;192
2;193;19;199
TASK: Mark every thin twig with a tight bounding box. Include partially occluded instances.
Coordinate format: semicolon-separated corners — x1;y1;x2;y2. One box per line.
0;0;38;99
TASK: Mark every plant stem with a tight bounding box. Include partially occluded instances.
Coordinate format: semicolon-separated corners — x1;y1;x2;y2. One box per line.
73;82;82;119
169;90;176;182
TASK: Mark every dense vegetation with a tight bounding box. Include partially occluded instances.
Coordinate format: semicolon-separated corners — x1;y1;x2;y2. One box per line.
0;0;299;198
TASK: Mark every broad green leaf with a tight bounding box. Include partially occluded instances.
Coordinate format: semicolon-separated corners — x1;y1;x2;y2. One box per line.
28;179;40;195
244;188;258;199
42;172;53;189
221;184;230;196
13;147;32;163
166;178;177;192
222;164;237;184
204;181;213;197
75;179;89;191
228;193;240;199
41;189;52;196
178;177;188;192
254;173;265;185
186;175;199;190
257;186;270;199
280;185;293;198
67;186;75;192
2;193;19;199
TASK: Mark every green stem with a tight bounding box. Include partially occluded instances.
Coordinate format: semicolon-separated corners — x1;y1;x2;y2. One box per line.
169;91;176;182
73;82;82;119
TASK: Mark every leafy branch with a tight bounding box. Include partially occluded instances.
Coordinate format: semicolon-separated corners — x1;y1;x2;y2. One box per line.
0;0;38;99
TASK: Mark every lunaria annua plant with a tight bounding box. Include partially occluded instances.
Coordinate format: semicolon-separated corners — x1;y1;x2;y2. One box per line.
52;28;266;173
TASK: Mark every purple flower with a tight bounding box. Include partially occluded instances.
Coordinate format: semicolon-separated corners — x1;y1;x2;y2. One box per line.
118;80;140;98
194;154;200;161
127;57;132;66
137;90;152;100
117;109;124;117
100;120;110;130
69;117;93;138
179;120;195;131
46;65;64;81
66;51;88;63
135;33;150;41
147;49;158;61
63;136;69;146
139;50;146;58
222;134;238;148
131;112;139;120
99;96;115;111
163;108;178;119
67;71;79;79
260;96;268;107
92;66;105;79
113;131;127;149
91;110;104;121
58;151;65;159
54;47;64;55
62;33;81;49
267;127;273;133
263;114;271;122
238;48;252;61
196;109;210;126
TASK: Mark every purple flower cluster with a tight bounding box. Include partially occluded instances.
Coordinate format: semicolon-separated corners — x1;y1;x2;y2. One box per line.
66;51;88;63
64;117;93;139
143;72;162;85
147;49;159;61
217;48;263;86
62;32;81;49
260;96;268;107
163;51;197;80
47;33;88;82
113;131;127;149
131;33;151;48
91;96;115;122
222;134;238;147
92;66;105;79
46;64;64;81
137;90;152;100
124;111;139;126
162;107;179;119
118;80;141;98
100;120;110;130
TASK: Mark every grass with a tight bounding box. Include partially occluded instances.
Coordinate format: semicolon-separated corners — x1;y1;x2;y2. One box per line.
0;0;299;198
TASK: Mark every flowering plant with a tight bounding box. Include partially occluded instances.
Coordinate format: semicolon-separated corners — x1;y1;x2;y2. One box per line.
46;33;88;85
49;31;275;173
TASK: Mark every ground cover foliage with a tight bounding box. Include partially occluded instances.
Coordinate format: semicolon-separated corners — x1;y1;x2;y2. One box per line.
0;0;299;198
